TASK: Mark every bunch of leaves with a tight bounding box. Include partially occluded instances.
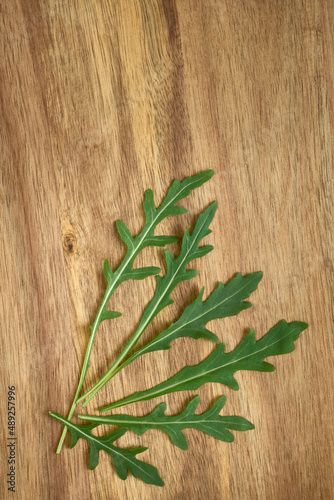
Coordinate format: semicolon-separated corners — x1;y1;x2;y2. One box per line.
51;171;307;486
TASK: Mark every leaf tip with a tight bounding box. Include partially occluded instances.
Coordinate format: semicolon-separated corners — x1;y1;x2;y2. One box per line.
204;169;215;180
299;321;309;330
192;394;201;406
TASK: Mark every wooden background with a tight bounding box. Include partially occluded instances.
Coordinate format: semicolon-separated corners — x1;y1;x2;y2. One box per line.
1;1;333;498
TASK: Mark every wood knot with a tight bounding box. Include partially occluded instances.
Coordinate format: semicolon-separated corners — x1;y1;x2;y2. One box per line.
63;233;77;254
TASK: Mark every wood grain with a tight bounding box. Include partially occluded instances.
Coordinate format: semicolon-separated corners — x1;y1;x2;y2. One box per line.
1;0;333;498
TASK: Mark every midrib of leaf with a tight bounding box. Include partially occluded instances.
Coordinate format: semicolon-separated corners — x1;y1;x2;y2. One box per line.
80;416;251;428
57;175;212;453
80;210;214;406
103;325;302;409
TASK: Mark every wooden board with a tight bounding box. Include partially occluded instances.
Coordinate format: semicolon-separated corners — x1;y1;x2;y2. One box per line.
1;1;333;498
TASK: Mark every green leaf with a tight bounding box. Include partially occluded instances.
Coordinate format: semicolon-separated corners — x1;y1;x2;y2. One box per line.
122;267;162;281
101;320;308;411
103;259;115;282
94;175;216;333
57;172;214;454
113;170;215;283
142;170;214;227
118;272;263;369
99;311;123;322
102;171;215;296
80;202;217;406
135;201;217;326
116;220;135;250
50;412;164;486
144;235;179;247
79;395;254;451
95;173;216;330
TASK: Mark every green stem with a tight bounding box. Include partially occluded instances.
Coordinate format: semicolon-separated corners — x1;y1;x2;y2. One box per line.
76;357;127;406
78;340;137;407
56;384;82;453
79;284;176;407
56;276;121;453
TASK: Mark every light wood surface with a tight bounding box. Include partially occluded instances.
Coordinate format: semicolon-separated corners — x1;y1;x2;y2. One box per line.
1;1;333;499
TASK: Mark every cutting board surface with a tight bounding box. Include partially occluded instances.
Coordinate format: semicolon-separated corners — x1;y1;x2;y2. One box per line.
1;1;333;499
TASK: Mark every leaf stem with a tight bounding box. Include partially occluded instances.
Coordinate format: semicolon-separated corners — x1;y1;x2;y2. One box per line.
56;275;122;453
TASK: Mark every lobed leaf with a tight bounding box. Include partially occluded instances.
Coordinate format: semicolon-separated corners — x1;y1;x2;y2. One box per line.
80;202;217;405
116;271;263;371
101;320;308;411
134;201;217;328
79;395;254;451
50;412;164;486
113;170;215;278
143;170;215;228
122;267;162;281
55;171;215;455
116;220;135;251
90;172;215;344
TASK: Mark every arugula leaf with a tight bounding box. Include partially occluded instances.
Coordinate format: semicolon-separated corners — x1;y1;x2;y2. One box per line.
110;272;263;375
56;170;214;453
79;395;254;450
100;320;308;411
50;412;164;486
53;170;307;489
96;170;215;332
79;202;217;406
